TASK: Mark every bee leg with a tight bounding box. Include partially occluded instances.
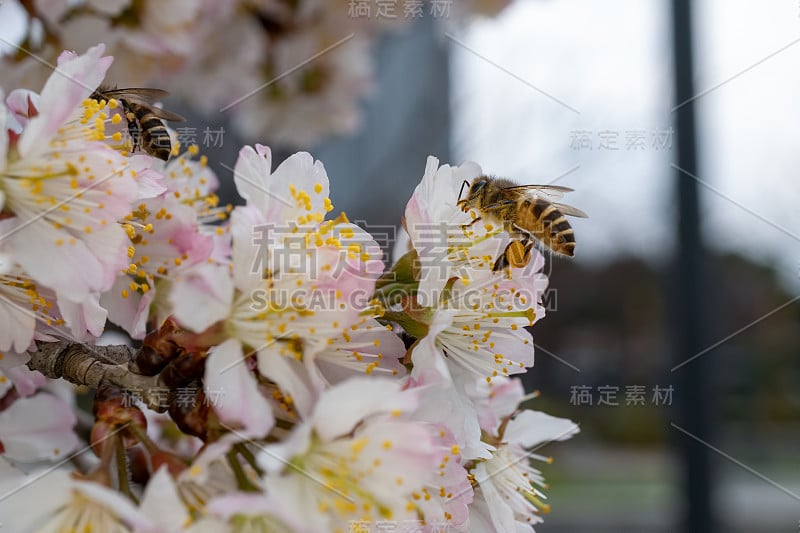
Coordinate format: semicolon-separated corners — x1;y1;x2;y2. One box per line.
492;253;509;272
494;239;535;273
127;120;141;152
521;241;534;266
461;216;482;229
493;241;516;272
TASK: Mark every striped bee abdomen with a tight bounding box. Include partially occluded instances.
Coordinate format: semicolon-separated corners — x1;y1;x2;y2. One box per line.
129;102;172;161
519;198;576;257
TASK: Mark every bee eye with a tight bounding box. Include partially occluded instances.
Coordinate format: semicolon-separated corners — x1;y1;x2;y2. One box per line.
471;179;487;194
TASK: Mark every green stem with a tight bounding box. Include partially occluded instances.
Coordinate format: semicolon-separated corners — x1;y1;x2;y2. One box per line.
126;420;158;454
115;433;138;504
234;443;265;477
226;449;260;493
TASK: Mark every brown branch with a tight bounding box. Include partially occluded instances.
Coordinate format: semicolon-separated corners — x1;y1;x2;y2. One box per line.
27;341;171;412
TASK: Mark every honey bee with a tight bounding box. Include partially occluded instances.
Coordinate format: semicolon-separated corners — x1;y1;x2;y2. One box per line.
91;86;185;160
457;176;588;271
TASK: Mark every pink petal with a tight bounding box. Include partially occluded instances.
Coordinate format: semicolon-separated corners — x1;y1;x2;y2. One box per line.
170;263;233;333
205;339;274;438
18;44;113;158
5;365;48;397
0;393;79;461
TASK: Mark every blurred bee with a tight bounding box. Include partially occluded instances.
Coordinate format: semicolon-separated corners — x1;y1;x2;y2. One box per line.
91;86;185;160
457;176;588;271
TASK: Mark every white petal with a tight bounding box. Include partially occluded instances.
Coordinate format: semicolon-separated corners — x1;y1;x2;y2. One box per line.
505;410;579;448
6;220;125;302
58;292;108;340
75;478;155;530
410;309;456;381
18;44;112;157
170;263;233;332
4;365;47;397
233;144;272;205
0;393;78;461
0;465;71;532
257;423;312;475
256;345;317;420
0;351;30;371
311;378;417;441
101;276;153;340
137;467;189;533
0;291;36;352
268;151;329;221
229;205;267;291
5;88;39;133
410;370;492;461
205;339;274;438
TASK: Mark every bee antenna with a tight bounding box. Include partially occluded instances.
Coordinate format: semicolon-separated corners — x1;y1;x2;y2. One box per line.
457;180;470;202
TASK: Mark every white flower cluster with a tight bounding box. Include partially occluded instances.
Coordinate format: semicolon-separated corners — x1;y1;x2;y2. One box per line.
1;0;512;148
0;44;576;532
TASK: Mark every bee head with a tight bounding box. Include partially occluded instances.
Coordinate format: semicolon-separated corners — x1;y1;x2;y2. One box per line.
457;176;490;211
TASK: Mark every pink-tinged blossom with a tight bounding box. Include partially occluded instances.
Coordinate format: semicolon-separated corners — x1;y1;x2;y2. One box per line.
313;318;407;384
471;411;579;532
158;145;230;264
0;393;79;461
168;261;233;334
0;463;155;533
405;265;547;462
467;376;526;434
0;215;108;351
382;378;476;533
404;156;488;300
404;369;492;462
231;144;330;229
204;338;275;438
411;265;546;386
0;265;100;353
257;378;440;531
408;423;474;532
0;270;41;352
158;146;221;215
0;45;147;302
171;147;385;385
101;193;213;338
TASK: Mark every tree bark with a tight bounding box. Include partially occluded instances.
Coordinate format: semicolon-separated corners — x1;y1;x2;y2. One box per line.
26;341;171;412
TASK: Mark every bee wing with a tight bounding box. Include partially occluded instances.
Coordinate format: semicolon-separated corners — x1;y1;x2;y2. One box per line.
99;89;186;122
142;107;186;122
551;202;589;218
99;88;170;102
503;184;575;201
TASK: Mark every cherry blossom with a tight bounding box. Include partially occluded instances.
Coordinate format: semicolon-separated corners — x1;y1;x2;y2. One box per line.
0;33;577;532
